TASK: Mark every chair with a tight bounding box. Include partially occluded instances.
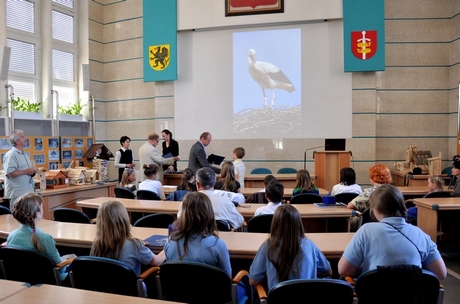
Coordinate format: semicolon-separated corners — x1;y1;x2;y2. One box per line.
334;193;359;204
114;187;135;199
247;214;273;233
251;168;272;174
166;190;189;201
423;191;452;199
133;213;174;228
277;167;297;174
0;246;72;286
70;256;159;298
216;219;231;231
289;193;323;204
137;190;161;200
158;261;248;304
0;205;12;215
256;279;355;304
53;208;93;224
441;166;452;185
357;207;375;230
347;265;444;304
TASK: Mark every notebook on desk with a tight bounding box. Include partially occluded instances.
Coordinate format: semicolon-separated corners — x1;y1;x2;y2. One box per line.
314;202;347;208
144;235;168;248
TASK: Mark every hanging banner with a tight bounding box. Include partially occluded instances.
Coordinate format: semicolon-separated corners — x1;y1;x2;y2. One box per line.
343;0;385;72
143;0;177;81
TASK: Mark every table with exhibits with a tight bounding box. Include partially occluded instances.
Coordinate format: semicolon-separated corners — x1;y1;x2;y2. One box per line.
0;215;354;259
413;197;460;242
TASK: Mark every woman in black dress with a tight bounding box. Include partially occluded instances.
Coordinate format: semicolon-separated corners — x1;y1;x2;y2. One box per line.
161;129;179;172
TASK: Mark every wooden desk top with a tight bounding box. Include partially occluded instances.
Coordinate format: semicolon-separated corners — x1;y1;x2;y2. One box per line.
77;197;352;219
241;188;329;197
397;186;452;196
391;170;431;180
0;284;182;304
36;182;118;197
0;215;353;259
0;280;30;301
414;197;460;210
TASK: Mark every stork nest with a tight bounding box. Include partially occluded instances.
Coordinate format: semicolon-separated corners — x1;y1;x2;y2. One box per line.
233;105;301;135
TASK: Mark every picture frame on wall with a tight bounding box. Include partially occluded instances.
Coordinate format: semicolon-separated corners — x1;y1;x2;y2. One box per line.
34;138;43;151
225;0;284;16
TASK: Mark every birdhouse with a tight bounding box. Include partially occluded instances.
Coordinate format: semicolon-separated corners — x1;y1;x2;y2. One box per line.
36;168;47;190
84;169;99;183
67;168;88;185
46;170;68;189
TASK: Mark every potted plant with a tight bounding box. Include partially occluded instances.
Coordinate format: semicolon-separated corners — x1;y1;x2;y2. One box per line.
58;102;86;121
10;97;43;119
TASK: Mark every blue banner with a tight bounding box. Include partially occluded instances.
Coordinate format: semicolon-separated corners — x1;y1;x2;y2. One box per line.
143;0;177;81
343;0;385;72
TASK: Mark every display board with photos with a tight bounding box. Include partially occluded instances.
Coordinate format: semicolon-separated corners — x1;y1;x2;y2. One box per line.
0;136;95;170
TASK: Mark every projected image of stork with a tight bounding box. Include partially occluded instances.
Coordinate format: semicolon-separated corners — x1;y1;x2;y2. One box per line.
248;49;295;107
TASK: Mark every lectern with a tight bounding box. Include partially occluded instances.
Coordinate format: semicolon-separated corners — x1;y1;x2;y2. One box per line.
314;151;351;190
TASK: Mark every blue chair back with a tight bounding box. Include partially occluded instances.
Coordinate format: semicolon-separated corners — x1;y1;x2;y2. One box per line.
251;168;272;174
277;167;297;174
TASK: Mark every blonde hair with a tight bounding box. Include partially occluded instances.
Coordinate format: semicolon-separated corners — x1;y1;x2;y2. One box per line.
428;175;444;191
12;192;43;252
119;168;136;188
90;201;139;260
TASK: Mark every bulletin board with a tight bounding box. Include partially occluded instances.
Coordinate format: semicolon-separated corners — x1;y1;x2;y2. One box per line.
0;136;95;170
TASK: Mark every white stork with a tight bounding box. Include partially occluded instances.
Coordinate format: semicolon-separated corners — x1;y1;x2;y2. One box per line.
248;49;295;107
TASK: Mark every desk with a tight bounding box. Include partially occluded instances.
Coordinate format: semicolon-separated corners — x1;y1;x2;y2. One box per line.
244;174;297;188
0;284;182;304
391;170;429;187
241;187;329;198
397;186;452;198
36;182;117;220
0;280;30;301
413;197;460;242
0;215;354;259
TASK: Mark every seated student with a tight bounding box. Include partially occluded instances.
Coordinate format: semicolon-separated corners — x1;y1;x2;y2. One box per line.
177;167;244;229
214;161;241;193
119;168;137;195
245;174;277;204
138;164;166;200
165;192;231;274
451;155;460;196
292;169;319;197
330;167;362;196
338;184;447;280
176;168;197;192
6;193;72;285
405;175;444;224
254;181;284;216
90;200;165;276
249;204;332;290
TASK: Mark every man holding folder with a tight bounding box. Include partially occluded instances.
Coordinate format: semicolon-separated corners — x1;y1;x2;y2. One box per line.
188;132;222;174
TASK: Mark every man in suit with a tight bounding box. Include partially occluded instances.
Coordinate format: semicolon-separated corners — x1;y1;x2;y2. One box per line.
139;133;180;183
188;132;220;174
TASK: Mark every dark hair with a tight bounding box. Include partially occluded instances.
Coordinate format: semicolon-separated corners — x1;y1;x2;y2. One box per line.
162;129;173;140
178;168;195;191
369;184;406;219
233;147;245;159
340;167;356;186
265;181;284;203
170;192;217;260
264;175;277;186
452;155;460;169
196;167;216;190
12;193;44;252
119;136;131;145
268;204;305;282
143;163;159;178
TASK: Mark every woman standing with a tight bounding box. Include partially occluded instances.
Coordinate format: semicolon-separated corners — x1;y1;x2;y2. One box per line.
161;129;179;172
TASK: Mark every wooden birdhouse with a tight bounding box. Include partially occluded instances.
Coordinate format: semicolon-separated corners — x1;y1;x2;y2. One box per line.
36;168;47;190
85;169;99;183
46;170;68;189
67;168;88;185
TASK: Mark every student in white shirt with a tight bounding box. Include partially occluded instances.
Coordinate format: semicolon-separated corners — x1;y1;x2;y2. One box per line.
254;181;284;216
138;163;166;200
330;167;362;196
232;147;246;189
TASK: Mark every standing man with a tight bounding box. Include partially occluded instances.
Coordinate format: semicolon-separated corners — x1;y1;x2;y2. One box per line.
138;133;179;183
3;129;37;208
114;135;135;183
188;132;220;174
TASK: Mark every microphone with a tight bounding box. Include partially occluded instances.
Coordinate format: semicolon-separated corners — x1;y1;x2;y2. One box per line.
303;146;324;170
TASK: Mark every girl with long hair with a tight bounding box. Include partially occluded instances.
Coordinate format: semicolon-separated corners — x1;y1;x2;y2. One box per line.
292;169;319;196
7;192;70;282
90;200;165;276
164;192;231;275
249;204;332;289
214;161;241;193
119;168;137;194
161;129;179;172
176;168;197;192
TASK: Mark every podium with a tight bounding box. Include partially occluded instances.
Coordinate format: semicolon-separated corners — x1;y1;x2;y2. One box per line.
314;151;351;191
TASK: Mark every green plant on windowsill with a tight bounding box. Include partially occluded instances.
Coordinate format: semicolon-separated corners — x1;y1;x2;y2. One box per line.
58;103;86;116
9;97;42;113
